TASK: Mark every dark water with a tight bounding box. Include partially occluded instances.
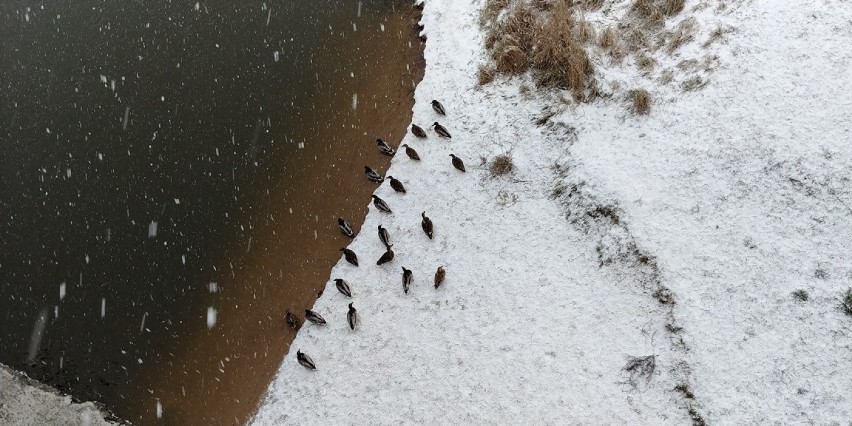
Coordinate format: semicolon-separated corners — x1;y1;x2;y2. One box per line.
0;1;423;423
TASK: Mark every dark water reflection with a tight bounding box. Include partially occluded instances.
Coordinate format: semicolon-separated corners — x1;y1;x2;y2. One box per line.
0;1;423;423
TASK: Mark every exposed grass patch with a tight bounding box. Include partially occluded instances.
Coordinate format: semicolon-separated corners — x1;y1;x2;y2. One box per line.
598;25;620;50
477;64;497;85
636;51;657;72
489;154;515;177
841;288;852;316
631;88;652;115
484;0;597;101
667;17;699;54
681;75;707;91
792;289;809;302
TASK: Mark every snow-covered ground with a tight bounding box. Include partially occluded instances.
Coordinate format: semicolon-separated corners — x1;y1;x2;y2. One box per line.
252;0;852;424
0;363;119;426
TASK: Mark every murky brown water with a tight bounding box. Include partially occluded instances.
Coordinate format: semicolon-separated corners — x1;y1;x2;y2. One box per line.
0;1;423;424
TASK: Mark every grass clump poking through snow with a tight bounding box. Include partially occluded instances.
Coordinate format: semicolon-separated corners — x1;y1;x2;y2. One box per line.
477;64;496;86
621;355;656;388
631;88;652;115
792;289;809;302
482;0;596;101
489;154;514;177
841;288;852;316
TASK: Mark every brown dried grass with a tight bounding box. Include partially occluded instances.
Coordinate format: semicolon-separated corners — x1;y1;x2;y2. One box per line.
598;26;619;50
489;154;515;176
477;64;496;85
661;0;686;16
667;17;698;54
631;88;651;115
484;0;597;101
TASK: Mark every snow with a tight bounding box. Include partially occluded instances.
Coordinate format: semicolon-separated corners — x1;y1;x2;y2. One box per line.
253;0;852;424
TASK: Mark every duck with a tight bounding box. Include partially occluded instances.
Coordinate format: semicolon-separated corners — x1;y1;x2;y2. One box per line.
285;310;299;329
340;248;358;266
401;144;421;161
421;211;433;239
386;175;406;193
434;266;446;289
450;154;466;172
411;124;427;138
338;218;354;238
335;278;352;297
372;195;392;213
297;350;316;370
304;309;326;325
432;122;451;138
347;303;357;330
402;267;413;294
376;138;395;156
378;225;391;248
377;245;395;265
431;100;446;116
364;166;384;183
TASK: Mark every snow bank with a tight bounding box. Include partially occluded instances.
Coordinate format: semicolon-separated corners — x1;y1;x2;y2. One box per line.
253;0;852;424
0;364;119;426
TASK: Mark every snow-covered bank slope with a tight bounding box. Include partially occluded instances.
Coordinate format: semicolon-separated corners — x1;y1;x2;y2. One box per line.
0;364;119;425
559;1;852;422
252;0;692;424
253;0;852;424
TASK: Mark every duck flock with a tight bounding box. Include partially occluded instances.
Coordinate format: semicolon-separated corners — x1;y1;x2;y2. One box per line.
295;100;463;371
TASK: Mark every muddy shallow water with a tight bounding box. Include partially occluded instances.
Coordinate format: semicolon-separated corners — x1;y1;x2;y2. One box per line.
0;1;424;424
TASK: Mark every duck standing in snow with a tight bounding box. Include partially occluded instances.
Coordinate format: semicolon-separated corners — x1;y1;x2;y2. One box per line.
347;303;357;330
304;309;326;325
402;267;413;294
411;124;427;138
432;122;451;138
434;266;446;289
401;144;421;161
340;248;358;266
450;154;466;172
372;195;392;213
338;218;354;238
431;100;446;116
377;245;395;265
376;138;395;156
421;211;433;239
378;225;391;248
335;278;352;297
297;350;316;370
364;166;384;183
386;175;406;193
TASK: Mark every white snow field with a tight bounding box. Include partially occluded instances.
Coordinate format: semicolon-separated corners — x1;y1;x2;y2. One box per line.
253;0;852;424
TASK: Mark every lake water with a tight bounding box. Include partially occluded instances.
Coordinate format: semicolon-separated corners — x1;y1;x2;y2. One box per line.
0;0;424;423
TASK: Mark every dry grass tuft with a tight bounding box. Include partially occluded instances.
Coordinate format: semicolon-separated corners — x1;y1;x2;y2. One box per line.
631;88;651;115
576;0;605;11
489;154;515;177
480;0;510;26
681;75;706;91
495;42;528;74
661;0;685;16
635;51;657;72
598;26;619;50
483;0;597;101
573;18;597;44
477;64;496;85
623;26;650;51
530;2;595;99
841;288;852;316
667;17;698;54
658;68;674;84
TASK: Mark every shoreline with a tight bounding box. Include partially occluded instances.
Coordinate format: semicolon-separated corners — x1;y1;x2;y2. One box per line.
0;363;119;425
121;3;427;425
